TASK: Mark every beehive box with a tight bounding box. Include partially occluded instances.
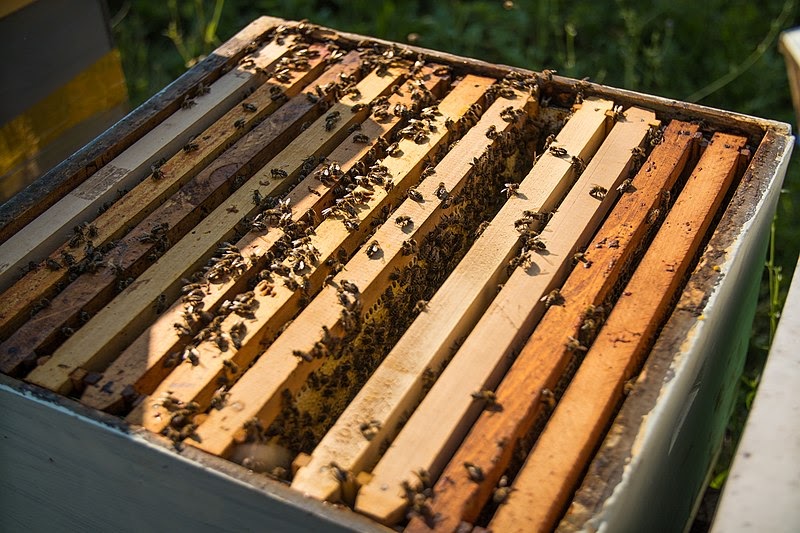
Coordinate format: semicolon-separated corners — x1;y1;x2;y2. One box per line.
0;16;792;533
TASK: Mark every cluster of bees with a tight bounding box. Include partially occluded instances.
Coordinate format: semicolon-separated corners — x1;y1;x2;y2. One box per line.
258;104;537;461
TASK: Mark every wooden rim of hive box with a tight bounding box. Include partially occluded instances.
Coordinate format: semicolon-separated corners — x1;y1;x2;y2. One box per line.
0;15;792;533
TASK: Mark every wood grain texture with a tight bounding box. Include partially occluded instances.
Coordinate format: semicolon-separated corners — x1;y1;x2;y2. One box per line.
0;40;317;341
487;132;747;533
189;76;496;460
0;16;283;245
0;51;364;376
355;107;657;526
81;66;449;414
24;63;404;394
405;120;700;532
124;69;450;430
0;38;291;294
291;98;611;505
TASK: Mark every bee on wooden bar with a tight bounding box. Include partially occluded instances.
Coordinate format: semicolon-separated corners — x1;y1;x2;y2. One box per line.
350;103;368;113
222;358;241;375
365;240;381;258
234;118;246;129
572;252;593;268
183;346;201;366
155;294;167;315
210;387;229;410
183;140;199;153
241;102;257;112
540;388;556;410
571;155;586;173
540;289;564;307
434;182;449;202
151;162;165;180
565;336;588;352
401;238;418;256
464;462;484;483
549;145;568;158
45;258;62;270
501;183;519;199
493;475;515;504
407;189;424;202
414;299;429;313
589;185;608;199
387;142;403;157
541;69;557;81
359;419;382;441
608;104;625;122
271;168;288;179
181;96;197;109
325;110;341;131
471;389;500;409
395;215;412;228
352;133;370;144
617;178;634;194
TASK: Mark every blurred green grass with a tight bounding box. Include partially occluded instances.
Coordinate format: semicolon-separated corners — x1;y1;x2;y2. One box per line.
107;0;799;516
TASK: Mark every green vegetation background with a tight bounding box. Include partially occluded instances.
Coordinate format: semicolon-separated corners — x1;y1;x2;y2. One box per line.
107;0;799;515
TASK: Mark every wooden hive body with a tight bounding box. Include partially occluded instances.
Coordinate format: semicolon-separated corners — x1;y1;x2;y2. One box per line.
0;16;792;533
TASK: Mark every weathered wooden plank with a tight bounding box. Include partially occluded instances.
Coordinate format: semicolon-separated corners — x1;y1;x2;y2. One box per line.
0;16;282;245
0;38;287;293
404;120;702;532
0;40;323;342
355;107;657;526
189;75;497;459
119;70;450;427
81;67;449;414
24;64;405;394
0;50;363;376
488;132;746;533
289;98;611;504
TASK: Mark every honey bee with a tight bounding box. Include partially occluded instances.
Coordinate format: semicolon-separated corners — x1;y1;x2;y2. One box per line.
350;103;368;113
305;92;319;103
155;294;168;315
181;96;197;109
352;133;370;144
387;142;403;157
493;475;514;504
242;102;257;112
183;141;199;153
471;389;500;409
501;183;519;198
434;182;449;201
325;110;341;131
617;178;634;194
365;240;381;258
151;163;165;180
464;462;484;482
401;238;418;256
359;419;382;441
234;118;246;129
607;104;625;122
571;155;586;173
271;168;288;179
395;215;413;228
45;258;62;270
540;388;556;410
589;185;608;199
407;189;424;202
485;124;499;139
540;289;563;307
565;336;588;352
549;145;568;157
414;299;429;313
